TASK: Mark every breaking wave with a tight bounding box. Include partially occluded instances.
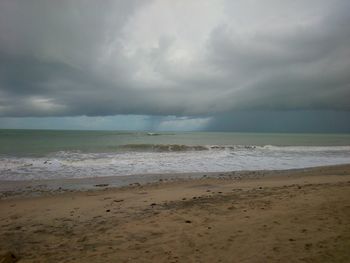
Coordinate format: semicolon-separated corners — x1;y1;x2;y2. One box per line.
118;144;350;153
0;144;349;180
119;144;209;152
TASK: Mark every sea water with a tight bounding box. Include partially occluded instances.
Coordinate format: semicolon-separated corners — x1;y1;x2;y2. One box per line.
0;129;349;180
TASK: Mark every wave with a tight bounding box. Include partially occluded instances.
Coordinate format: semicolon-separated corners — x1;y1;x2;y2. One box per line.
1;144;349;180
208;145;257;150
208;144;350;151
119;144;209;152
146;132;161;136
114;144;350;153
258;145;350;152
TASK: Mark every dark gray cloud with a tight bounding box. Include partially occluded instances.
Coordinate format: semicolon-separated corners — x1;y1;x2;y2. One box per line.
0;0;349;119
205;2;350;112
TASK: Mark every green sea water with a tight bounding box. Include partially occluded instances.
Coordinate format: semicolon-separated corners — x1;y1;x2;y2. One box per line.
0;129;350;157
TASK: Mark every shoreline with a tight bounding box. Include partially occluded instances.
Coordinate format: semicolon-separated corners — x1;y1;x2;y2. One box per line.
1;164;350;262
1;163;350;199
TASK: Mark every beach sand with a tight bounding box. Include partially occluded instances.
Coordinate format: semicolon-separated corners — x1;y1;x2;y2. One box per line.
1;164;350;262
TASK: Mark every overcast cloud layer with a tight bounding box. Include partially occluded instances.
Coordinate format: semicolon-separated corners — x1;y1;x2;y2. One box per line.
0;0;350;124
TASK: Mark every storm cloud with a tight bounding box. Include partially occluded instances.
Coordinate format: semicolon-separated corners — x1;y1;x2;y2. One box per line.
0;0;349;129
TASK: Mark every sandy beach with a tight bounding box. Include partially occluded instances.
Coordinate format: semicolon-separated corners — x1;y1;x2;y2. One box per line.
1;164;350;262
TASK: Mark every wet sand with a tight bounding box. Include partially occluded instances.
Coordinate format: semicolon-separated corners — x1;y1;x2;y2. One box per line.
1;164;350;262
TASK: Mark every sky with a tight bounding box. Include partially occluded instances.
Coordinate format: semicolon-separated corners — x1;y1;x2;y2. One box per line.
0;0;349;132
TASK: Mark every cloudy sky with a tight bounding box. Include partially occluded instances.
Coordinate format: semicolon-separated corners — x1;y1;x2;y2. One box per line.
0;0;349;132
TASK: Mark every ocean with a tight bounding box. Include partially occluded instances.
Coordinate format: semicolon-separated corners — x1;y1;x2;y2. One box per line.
0;129;349;180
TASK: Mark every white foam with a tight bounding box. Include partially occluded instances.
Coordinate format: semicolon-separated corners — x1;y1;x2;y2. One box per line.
0;146;349;180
